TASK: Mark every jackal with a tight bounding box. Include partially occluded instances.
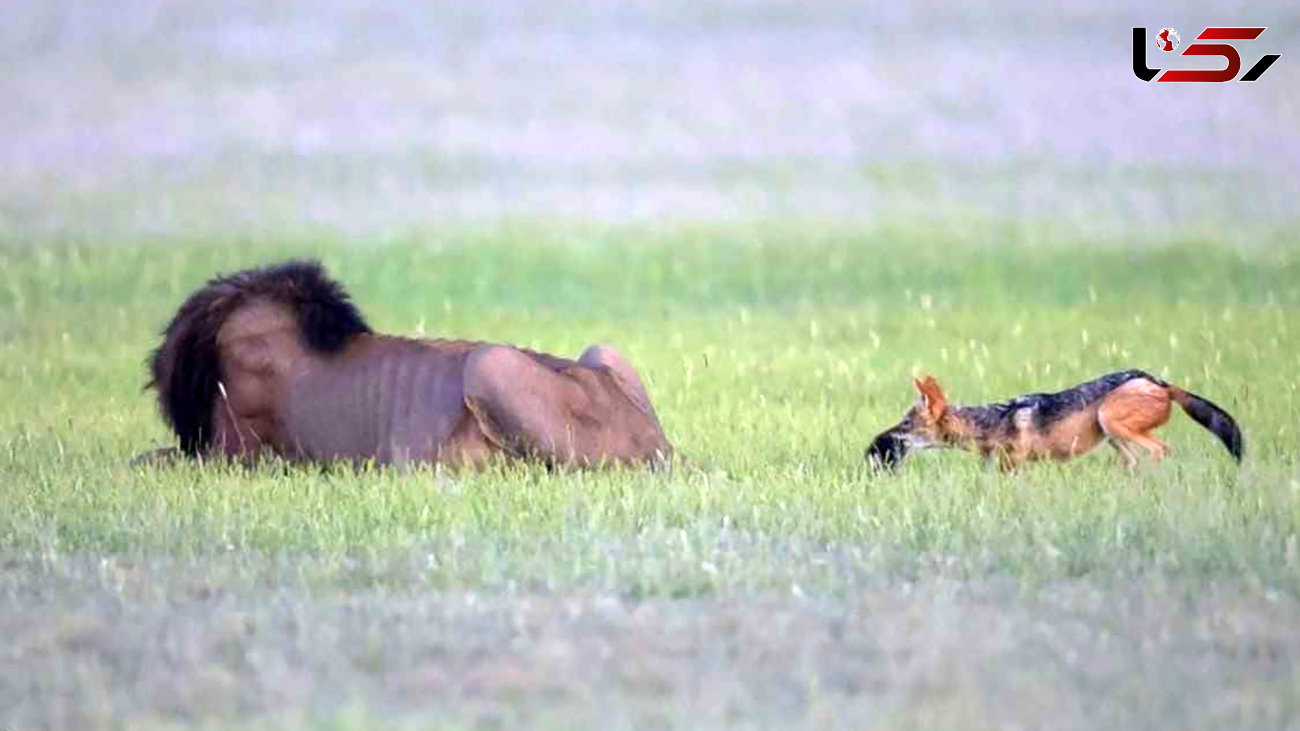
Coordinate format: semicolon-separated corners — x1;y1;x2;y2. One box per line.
866;371;1243;471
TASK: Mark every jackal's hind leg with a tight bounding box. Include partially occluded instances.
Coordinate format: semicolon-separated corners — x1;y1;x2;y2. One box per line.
1128;432;1169;461
1098;380;1172;466
1108;439;1139;471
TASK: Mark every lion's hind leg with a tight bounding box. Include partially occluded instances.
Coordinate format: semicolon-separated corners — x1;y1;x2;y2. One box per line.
463;345;671;468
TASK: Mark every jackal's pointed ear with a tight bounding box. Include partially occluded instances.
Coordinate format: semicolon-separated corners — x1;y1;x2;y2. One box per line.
914;374;948;418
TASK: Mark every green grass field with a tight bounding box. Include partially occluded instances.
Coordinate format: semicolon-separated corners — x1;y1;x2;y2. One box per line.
2;222;1299;729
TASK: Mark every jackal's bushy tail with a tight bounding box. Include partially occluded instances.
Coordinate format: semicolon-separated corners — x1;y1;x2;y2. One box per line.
1170;387;1244;462
147;260;371;455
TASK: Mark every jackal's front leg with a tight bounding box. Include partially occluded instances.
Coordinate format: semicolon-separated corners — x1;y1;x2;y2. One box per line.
997;452;1022;472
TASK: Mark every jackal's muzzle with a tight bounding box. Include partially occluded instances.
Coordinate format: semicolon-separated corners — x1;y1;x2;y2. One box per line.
864;429;909;472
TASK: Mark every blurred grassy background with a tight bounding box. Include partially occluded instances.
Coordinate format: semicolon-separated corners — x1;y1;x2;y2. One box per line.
1;0;1296;240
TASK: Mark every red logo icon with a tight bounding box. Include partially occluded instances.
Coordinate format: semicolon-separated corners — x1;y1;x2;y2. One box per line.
1133;27;1280;82
1156;28;1180;52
